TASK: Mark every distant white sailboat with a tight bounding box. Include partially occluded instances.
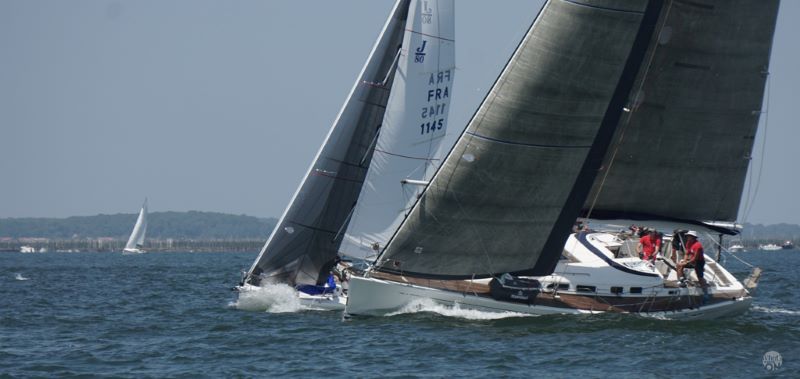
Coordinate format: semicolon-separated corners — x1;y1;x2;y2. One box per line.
123;198;148;254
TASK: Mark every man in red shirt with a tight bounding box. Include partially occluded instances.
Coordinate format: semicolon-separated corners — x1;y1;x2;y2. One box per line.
676;230;706;287
637;229;661;262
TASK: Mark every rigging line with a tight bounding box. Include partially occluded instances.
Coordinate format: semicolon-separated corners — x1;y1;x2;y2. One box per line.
584;0;674;220
363;48;403;88
553;234;581;295
360;126;382;167
702;231;755;269
743;74;770;222
332;203;357;243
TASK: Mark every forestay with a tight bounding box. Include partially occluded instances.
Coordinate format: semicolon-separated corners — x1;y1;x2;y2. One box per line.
583;0;780;225
340;0;456;260
375;0;664;279
246;0;410;286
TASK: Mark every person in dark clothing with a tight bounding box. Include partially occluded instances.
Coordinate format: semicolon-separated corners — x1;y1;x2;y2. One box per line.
316;255;342;286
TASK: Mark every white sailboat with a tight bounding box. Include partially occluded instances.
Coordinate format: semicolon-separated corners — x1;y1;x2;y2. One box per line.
123;198;148;254
728;243;746;253
346;0;779;319
759;243;782;251
237;0;455;311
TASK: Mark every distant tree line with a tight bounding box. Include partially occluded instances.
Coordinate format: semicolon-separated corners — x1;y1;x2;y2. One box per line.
739;223;800;241
2;212;798;244
0;211;277;239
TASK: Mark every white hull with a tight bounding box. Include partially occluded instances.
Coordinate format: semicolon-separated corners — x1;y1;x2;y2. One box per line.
345;276;751;320
236;283;346;311
122;248;145;254
298;292;347;311
345;232;755;320
345;276;581;317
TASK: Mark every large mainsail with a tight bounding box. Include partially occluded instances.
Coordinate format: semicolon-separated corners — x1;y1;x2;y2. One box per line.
340;0;456;260
374;0;665;279
246;0;410;286
124;199;148;251
583;0;780;227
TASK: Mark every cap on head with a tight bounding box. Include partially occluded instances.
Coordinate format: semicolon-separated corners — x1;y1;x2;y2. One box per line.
686;230;698;238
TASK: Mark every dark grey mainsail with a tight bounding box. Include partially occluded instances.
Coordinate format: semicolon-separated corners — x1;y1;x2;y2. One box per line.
374;0;665;279
246;0;410;287
583;0;780;226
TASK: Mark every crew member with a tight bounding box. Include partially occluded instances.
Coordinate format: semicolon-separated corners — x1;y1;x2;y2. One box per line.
676;230;706;287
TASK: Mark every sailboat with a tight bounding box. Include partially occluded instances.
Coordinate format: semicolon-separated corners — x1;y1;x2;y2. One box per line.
123;198;148;254
345;0;779;319
237;0;455;310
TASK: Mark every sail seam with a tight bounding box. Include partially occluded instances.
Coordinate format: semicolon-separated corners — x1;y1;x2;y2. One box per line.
287;221;338;235
561;0;645;14
465;131;592;149
404;28;454;42
310;170;365;184
374;148;441;161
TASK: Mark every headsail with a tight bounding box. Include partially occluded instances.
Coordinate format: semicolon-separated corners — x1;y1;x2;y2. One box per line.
246;0;411;286
583;0;780;228
374;0;665;279
125;198;148;251
340;0;456;260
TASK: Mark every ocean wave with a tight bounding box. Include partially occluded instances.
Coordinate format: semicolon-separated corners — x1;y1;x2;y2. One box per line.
386;298;534;320
14;273;29;281
229;284;303;313
752;305;800;316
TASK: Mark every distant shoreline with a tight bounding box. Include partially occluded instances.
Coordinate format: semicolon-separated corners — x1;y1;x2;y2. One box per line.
1;238;263;253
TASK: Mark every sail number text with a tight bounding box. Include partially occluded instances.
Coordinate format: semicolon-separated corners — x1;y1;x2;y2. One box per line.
419;70;451;135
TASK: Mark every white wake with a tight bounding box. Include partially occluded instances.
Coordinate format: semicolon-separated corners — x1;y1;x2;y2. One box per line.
230;283;303;313
752;305;800;316
386;298;533;320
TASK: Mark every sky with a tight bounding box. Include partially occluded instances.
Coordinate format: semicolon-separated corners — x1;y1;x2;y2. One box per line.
1;0;798;225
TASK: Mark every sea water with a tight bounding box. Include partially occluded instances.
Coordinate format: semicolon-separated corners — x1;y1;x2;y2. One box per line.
1;250;797;377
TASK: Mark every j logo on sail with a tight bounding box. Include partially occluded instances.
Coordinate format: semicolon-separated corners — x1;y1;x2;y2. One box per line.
415;40;427;63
